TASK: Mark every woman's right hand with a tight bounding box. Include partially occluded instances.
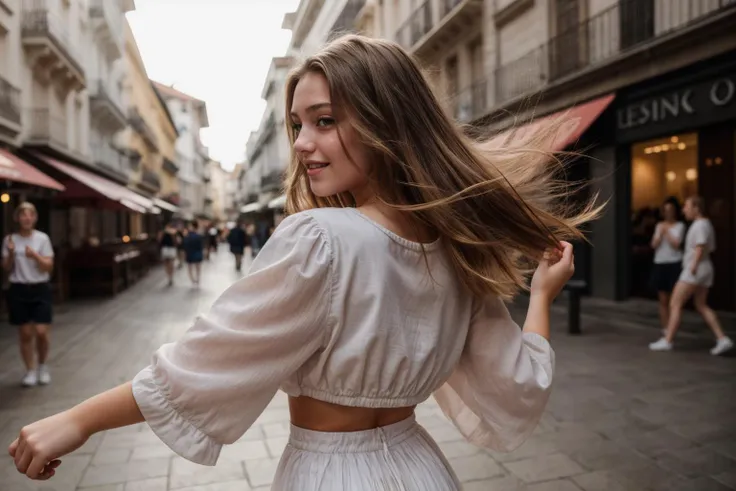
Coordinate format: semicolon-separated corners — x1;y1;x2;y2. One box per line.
8;410;90;480
530;241;575;304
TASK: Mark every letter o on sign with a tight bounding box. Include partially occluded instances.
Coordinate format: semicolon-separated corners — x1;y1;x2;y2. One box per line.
710;78;735;107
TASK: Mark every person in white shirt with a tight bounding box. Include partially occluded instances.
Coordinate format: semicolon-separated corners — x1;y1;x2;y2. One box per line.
650;196;733;355
649;197;686;332
9;35;601;488
1;202;55;387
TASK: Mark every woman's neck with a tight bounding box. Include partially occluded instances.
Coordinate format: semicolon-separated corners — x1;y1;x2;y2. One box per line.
18;229;32;237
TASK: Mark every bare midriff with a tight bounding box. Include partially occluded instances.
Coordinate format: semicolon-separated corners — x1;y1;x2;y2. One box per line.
289;396;416;432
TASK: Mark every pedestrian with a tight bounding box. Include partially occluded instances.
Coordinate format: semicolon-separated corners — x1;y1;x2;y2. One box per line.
648;197;686;333
175;223;186;269
182;220;203;286
158;222;179;287
2;202;55;387
207;224;219;259
226;222;248;271
650;196;733;355
10;35;598;488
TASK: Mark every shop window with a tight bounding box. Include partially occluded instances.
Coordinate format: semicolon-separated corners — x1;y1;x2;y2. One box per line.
630;132;698;297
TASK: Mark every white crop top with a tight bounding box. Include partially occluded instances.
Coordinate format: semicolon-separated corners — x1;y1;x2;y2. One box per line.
132;207;555;465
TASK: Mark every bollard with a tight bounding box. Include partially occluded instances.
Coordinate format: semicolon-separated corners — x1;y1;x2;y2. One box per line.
564;280;586;335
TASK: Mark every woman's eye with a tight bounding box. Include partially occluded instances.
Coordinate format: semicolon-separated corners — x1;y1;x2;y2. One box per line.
317;117;335;127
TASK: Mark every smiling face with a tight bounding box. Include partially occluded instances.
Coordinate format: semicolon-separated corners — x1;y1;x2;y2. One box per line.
289;71;372;203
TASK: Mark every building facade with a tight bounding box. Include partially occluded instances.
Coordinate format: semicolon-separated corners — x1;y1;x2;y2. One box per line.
378;0;736;311
153;82;209;221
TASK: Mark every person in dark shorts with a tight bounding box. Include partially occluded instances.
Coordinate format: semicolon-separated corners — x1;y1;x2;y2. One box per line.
227;222;248;271
182;220;204;285
649;197;685;333
2;202;55;387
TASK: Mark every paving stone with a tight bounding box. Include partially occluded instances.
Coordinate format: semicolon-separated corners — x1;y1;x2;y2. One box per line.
129;444;175;461
173;481;253;491
122;477;167;491
91;449;131;466
169;458;246;489
526;480;584;491
448;454;504;482
243;458;280;488
506;453;586;483
572;471;631;491
79;458;170;488
218;440;269;462
463;474;527;491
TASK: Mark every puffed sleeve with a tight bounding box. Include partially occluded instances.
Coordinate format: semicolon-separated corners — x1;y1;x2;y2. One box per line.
433;295;554;452
131;212;333;465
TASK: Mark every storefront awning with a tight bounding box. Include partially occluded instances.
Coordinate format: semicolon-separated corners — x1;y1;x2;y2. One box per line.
36;154;154;213
488;93;615;151
0;149;65;191
153;198;180;213
268;195;286;209
240;202;264;213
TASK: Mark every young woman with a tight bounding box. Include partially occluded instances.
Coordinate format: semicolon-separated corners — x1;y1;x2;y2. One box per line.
9;35;599;489
650;196;733;355
158;222;179;286
182;220;204;286
649;197;686;332
2;202;55;387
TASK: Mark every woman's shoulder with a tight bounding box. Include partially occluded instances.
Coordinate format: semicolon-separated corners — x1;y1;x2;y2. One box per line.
32;230;51;241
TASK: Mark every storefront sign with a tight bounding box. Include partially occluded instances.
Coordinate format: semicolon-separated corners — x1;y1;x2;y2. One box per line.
616;69;736;142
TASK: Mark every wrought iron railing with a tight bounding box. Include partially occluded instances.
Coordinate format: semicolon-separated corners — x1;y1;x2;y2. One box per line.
328;0;366;37
162;157;179;175
128;107;159;149
25;109;67;148
451;80;489;123
396;1;432;49
0;76;21;126
91;141;129;176
494;0;735;105
21;0;85;76
260;171;284;193
89;79;126;121
142;168;161;190
440;0;464;17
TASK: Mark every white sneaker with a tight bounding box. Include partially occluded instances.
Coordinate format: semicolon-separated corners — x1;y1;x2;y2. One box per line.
38;364;51;385
711;337;734;356
22;370;38;387
649;337;673;351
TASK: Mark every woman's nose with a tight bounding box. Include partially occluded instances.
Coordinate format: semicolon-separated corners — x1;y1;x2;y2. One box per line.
293;131;315;154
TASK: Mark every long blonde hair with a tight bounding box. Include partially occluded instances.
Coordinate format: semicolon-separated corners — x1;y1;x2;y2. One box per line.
284;35;602;299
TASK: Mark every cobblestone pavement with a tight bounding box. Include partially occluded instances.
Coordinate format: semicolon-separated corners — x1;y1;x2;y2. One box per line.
0;247;734;491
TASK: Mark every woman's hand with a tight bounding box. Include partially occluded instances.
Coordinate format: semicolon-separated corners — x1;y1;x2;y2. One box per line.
530;241;575;304
6;236;15;253
8;410;89;480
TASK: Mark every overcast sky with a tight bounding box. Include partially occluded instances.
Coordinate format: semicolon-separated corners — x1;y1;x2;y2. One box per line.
127;0;300;171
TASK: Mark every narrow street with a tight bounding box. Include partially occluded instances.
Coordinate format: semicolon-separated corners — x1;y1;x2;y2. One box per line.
0;249;734;491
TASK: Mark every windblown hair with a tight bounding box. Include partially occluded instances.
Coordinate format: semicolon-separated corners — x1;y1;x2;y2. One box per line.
284;34;602;299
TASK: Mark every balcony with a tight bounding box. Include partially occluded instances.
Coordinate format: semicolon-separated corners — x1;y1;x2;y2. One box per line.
290;0;326;48
91;141;129;181
328;0;366;38
0;76;21;139
89;79;126;130
24;108;67;150
89;0;123;61
128;107;158;151
396;0;482;59
21;0;85;92
451;79;490;123
260;171;284;193
162;157;179;175
494;0;736;107
141;168;161;193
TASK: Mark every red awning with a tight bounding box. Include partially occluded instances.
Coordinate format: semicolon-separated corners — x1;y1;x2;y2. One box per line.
36;155;153;213
488;93;615;151
0;149;65;191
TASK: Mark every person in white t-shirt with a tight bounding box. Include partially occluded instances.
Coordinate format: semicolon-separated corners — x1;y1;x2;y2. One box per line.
648;197;686;332
650;196;733;355
1;202;55;386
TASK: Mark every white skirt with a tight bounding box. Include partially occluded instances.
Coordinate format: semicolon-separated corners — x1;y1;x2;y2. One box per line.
161;246;177;260
272;415;461;490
